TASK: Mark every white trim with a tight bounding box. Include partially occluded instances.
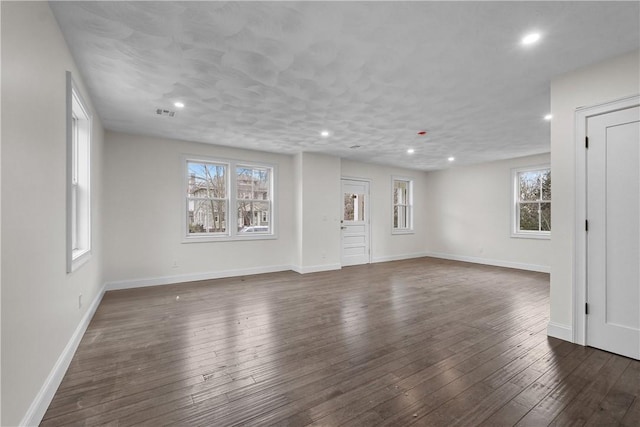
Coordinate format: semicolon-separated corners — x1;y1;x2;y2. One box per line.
547;321;573;342
290;263;342;274
424;251;550;273
372;252;429;263
20;284;106;427
574;94;640;346
105;265;293;290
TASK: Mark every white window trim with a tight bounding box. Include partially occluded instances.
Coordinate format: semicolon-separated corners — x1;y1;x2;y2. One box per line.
511;164;551;240
182;155;277;243
66;72;92;273
391;176;414;235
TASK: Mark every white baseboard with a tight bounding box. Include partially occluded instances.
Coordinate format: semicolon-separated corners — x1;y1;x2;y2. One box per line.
424;251;550;273
372;252;429;263
20;283;106;427
105;265;293;291
290;263;341;274
547;321;573;342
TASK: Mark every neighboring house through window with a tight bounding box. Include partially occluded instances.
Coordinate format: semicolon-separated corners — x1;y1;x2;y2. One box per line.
392;177;413;234
512;166;551;238
185;157;275;241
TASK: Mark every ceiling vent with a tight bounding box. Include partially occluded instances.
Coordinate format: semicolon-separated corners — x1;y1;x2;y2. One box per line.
156;108;176;117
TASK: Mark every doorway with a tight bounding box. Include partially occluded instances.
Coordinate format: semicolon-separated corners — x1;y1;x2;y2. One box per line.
576;95;640;360
341;179;370;266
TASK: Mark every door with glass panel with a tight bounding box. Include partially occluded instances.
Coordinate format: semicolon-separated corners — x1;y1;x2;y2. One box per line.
341;179;370;266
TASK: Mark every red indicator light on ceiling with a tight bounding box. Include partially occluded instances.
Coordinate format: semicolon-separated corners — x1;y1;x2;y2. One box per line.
417;131;427;135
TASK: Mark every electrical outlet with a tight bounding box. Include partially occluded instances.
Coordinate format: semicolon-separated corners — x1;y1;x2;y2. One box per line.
78;294;83;309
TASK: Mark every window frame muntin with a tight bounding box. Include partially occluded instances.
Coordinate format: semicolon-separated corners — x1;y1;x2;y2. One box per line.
511;164;551;239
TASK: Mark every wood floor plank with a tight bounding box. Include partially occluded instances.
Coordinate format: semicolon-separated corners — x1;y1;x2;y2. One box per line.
40;257;640;427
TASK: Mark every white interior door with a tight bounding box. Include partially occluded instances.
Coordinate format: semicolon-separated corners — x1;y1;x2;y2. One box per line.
341;179;370;266
586;105;640;360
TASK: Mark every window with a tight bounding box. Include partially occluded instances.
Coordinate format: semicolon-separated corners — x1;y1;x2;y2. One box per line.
67;72;92;272
392;177;413;233
512;166;551;238
185;157;274;241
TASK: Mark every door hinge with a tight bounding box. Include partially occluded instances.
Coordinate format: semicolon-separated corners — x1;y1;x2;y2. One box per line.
585;136;589;149
585;220;589;231
585;302;589;315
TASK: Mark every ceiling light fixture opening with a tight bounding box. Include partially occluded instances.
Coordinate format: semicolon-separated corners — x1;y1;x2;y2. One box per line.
448;157;455;162
174;101;185;108
544;114;553;121
407;148;415;154
320;130;330;138
521;32;541;45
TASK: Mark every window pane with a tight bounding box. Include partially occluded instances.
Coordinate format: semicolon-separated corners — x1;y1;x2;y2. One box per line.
519;202;540;231
188;162;226;198
236;167;270;200
519;171;541;201
394;180;408;205
188;199;227;233
237;200;270;233
542;170;551;201
541;202;551;231
395;205;407;229
344;193;365;221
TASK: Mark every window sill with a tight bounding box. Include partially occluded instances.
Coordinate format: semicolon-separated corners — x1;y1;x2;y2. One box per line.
182;233;278;244
392;229;415;235
511;232;550;240
69;249;91;273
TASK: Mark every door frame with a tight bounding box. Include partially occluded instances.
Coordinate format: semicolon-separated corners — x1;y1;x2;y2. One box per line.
573;94;640;345
340;176;372;266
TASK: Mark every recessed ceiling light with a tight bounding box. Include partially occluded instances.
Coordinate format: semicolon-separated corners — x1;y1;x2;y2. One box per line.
320;130;330;137
544;114;553;121
407;148;415;154
521;32;541;45
174;101;185;108
448;157;455;162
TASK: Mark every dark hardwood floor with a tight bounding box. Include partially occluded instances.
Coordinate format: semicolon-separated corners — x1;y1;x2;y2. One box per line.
42;257;640;426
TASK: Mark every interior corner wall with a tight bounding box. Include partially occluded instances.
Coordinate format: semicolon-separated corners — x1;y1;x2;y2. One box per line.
424;153;552;272
549;49;640;334
294;153;342;272
340;159;429;262
1;2;106;425
103;132;295;286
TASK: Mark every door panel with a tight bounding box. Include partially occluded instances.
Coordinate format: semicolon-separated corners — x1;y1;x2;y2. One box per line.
341;179;370;266
586;106;640;360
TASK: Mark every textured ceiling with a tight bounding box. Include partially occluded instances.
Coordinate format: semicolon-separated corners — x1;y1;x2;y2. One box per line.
50;1;640;170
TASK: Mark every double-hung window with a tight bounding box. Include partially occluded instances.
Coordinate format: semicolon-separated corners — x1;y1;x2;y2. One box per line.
392;177;414;233
67;73;91;272
185;157;274;241
512;166;551;238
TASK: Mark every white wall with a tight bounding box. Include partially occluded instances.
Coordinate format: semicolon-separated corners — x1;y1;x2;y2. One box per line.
1;2;105;425
295;153;342;272
424;153;552;272
103;132;295;287
549;50;640;335
341;159;429;262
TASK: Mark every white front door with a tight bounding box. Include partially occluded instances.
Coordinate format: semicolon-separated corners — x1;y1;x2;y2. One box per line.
341;179;370;266
586;105;640;360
